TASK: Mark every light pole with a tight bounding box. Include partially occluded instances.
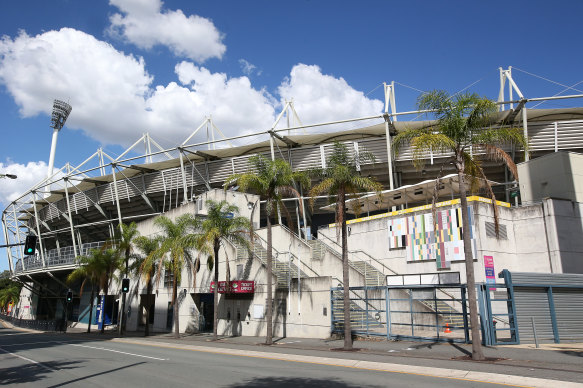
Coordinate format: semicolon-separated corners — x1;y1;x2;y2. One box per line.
47;100;72;178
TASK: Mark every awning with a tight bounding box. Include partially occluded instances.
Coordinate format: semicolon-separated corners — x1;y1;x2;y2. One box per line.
320;174;501;214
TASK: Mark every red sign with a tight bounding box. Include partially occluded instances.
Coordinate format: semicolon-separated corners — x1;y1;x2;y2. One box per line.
210;280;254;294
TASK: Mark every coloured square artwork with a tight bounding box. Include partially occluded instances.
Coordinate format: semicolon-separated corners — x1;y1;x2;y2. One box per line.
387;206;477;270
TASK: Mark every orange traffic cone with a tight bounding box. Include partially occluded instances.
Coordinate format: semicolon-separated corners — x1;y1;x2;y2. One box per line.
444;323;452;333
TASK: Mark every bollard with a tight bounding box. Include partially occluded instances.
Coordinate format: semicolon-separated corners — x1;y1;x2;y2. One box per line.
531;317;539;348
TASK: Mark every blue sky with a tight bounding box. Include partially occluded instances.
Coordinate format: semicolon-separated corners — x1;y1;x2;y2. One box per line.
1;0;582;271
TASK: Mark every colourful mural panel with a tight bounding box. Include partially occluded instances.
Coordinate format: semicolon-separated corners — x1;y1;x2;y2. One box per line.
387;206;477;270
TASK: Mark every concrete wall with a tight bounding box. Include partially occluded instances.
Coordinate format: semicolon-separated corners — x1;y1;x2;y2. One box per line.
120;190;333;338
318;201;561;284
518;151;583;203
543;198;583;273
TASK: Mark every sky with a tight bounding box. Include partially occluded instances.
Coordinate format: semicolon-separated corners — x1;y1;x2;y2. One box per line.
1;0;582;271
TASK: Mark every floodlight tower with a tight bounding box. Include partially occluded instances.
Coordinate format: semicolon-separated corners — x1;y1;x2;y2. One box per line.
47;100;72;178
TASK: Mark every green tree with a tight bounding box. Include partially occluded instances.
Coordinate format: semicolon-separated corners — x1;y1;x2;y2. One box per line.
147;214;200;339
67;250;105;333
132;235;161;336
225;154;309;345
0;285;21;313
69;247;121;334
110;222;140;335
393;90;527;360
195;199;250;341
0;271;21;314
309;141;382;351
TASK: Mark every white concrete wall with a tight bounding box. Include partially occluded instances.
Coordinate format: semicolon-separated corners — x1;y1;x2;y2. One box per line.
518;151;583;204
318;201;558;284
543;198;583;273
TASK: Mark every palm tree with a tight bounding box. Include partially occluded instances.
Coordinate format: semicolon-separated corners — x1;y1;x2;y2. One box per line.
98;248;123;333
147;214;200;338
110;222;140;335
309;141;382;351
224;154;309;345
195;199;250;341
67;251;104;333
393;90;527;361
132;235;160;336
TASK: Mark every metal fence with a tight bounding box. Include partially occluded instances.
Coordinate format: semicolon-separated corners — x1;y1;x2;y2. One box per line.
0;313;65;332
331;283;521;345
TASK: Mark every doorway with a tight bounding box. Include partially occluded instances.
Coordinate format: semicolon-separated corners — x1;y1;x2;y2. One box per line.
192;293;214;332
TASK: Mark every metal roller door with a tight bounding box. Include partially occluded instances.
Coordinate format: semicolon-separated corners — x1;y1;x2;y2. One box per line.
514;287;554;343
553;289;583;341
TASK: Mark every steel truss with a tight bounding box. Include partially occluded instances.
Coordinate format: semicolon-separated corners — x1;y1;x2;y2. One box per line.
4;69;583;276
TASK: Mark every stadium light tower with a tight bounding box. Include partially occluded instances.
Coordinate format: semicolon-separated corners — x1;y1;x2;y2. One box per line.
47;100;72;178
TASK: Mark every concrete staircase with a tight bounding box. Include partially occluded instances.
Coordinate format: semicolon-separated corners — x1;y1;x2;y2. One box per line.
313;235;466;331
234;239;307;288
331;289;384;332
417;298;465;328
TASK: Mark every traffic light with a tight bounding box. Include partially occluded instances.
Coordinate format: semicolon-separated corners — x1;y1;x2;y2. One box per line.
24;235;37;256
122;278;130;293
66;291;73;303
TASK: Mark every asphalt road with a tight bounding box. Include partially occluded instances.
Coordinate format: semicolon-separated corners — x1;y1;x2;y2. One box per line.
0;327;517;388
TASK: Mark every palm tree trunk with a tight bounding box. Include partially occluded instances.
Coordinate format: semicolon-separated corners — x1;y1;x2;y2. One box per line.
339;189;352;350
265;214;273;345
173;272;179;338
145;277;152;337
457;164;485;361
88;286;95;334
213;241;219;341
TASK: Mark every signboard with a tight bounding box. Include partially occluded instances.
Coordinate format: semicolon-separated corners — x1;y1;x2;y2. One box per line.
210;280;254;294
484;255;496;290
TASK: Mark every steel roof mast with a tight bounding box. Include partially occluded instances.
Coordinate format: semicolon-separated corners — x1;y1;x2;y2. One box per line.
47;100;72;177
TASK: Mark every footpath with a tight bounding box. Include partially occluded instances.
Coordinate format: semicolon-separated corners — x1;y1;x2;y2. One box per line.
3;320;583;387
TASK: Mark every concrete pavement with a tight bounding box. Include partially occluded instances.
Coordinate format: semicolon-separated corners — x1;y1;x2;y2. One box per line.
3;320;583;387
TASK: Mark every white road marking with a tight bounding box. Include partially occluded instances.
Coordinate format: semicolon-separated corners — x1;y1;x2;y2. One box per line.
0;346;58;372
0;332;38;336
65;343;168;361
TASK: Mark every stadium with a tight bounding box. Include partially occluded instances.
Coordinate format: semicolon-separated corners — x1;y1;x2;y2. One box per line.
3;67;583;344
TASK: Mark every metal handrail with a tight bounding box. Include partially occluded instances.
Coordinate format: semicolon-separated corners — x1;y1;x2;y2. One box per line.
317;233;397;277
228;233;319;278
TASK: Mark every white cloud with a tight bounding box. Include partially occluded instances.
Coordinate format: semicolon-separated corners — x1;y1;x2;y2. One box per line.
0;28;153;145
239;59;260;76
0;28;276;149
0;161;50;204
108;0;225;62
278;64;383;125
0;28;383;157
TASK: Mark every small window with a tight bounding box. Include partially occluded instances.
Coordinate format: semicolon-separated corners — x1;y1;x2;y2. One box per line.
485;221;507;240
414;190;423;196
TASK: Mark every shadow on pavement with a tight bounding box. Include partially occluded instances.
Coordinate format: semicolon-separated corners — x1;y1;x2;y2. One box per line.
0;360;82;385
226;377;382;388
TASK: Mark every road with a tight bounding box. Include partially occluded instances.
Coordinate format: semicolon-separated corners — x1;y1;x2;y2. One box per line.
0;326;559;387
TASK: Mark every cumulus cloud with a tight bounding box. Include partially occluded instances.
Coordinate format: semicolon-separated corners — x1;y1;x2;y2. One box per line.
0;28;152;145
278;64;383;125
0;28;383;155
108;0;225;62
0;161;50;204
